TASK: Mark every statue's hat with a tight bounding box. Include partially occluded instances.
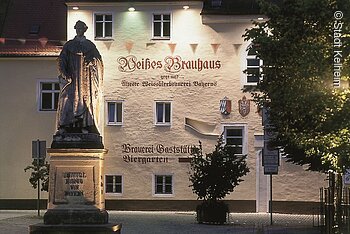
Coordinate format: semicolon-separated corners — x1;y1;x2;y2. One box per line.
74;20;88;30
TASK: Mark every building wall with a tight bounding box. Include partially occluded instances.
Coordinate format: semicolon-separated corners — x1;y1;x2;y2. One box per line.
68;3;259;202
0;58;57;199
0;1;327;212
65;1;327;211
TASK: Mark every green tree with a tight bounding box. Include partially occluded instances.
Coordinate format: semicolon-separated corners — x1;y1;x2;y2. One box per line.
189;137;249;223
189;137;249;201
24;159;49;192
244;0;350;173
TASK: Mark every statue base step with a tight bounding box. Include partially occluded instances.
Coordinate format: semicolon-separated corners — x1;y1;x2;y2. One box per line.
29;209;121;234
29;223;122;234
44;209;109;225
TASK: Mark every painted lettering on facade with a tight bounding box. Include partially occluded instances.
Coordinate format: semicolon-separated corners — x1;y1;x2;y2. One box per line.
121;80;217;88
121;144;195;164
122;143;194;154
123;155;169;164
117;55;221;73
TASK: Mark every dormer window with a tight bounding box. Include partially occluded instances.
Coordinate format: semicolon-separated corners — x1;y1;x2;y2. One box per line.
29;24;40;35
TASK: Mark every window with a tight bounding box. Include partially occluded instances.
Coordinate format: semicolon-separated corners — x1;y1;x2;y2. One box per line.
29;24;40;35
223;125;247;155
95;14;113;39
211;0;222;8
105;175;122;194
39;82;59;111
155;102;171;125
245;45;262;85
152;13;171;39
107;101;123;125
154;175;173;194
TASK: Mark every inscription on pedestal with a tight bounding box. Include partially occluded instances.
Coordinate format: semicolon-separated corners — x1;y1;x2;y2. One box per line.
54;166;95;205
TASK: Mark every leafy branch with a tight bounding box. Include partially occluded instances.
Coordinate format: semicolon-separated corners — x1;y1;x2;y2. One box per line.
24;159;49;192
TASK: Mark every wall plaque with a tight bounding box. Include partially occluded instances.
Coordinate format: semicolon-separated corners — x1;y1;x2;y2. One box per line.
53;166;95;205
238;96;250;117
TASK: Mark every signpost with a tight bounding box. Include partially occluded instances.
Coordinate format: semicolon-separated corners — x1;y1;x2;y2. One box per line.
32;140;46;217
262;144;279;175
262;107;279;225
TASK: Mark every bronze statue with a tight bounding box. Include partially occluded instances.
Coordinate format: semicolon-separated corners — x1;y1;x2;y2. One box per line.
56;20;103;135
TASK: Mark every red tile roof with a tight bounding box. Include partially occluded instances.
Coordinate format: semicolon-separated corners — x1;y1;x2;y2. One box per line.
0;0;269;57
0;46;62;57
0;0;66;57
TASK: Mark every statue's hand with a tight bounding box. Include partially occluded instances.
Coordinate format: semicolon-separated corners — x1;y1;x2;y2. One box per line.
58;75;72;90
59;75;71;82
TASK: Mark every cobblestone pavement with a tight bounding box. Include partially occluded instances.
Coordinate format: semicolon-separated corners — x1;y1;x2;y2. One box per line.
0;210;322;234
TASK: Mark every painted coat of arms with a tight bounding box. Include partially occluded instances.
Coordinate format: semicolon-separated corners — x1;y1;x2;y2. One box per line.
220;97;231;115
238;96;250;117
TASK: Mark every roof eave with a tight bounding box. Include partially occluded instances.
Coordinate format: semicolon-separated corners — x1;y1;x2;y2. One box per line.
201;14;266;24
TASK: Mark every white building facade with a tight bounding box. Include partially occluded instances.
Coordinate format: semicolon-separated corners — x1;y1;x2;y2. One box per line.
0;0;326;213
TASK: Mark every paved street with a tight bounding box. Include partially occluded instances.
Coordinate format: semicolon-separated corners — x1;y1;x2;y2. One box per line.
0;210;322;234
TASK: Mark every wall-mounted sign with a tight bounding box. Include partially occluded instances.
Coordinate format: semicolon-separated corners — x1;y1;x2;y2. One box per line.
220;96;231;115
238;96;250;117
54;166;94;205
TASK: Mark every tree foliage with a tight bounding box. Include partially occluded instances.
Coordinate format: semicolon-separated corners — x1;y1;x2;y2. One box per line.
24;159;49;192
244;0;350;173
189;137;249;201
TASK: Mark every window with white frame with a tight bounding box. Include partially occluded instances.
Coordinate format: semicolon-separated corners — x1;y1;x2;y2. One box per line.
245;45;262;85
152;13;171;39
154;175;173;194
95;14;113;39
39;82;59;111
155;101;171;125
223;125;247;155
105;175;122;194
107;101;123;125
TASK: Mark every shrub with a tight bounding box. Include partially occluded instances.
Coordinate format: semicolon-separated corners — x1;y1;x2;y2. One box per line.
189;136;250;202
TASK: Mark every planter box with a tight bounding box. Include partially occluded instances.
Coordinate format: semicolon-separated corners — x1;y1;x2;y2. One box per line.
196;201;229;224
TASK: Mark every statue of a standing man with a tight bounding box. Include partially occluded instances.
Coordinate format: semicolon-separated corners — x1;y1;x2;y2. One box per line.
56;20;103;135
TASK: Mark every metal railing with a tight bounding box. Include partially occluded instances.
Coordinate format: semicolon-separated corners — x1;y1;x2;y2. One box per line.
318;185;350;233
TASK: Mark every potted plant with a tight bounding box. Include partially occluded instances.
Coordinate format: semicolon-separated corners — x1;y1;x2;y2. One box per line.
189;136;249;224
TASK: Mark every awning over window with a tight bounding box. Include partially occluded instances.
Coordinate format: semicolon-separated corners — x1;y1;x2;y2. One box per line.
185;117;219;136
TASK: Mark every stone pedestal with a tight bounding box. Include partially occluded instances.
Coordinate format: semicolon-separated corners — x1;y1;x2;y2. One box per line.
46;149;105;210
30;143;121;233
44;148;107;223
